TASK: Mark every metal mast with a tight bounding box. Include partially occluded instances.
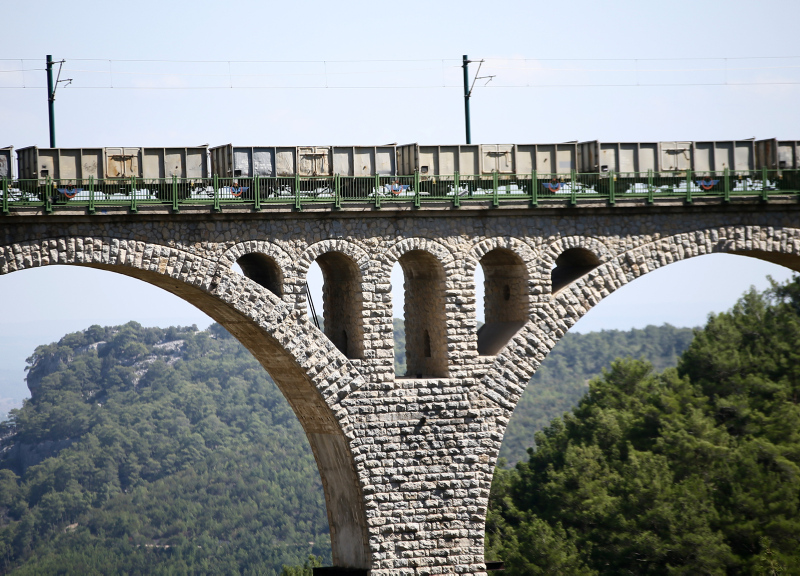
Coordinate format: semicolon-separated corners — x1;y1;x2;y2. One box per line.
46;55;56;147
462;55;471;144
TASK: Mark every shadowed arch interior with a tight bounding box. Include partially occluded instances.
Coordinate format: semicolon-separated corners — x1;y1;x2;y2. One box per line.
5;258;371;570
316;251;364;360
398;250;448;378
477;248;528;356
551;247;601;293
236;253;283;297
730;249;800;272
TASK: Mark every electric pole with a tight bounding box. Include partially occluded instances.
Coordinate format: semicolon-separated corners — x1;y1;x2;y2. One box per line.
462;55;494;145
45;55;72;148
462;55;471;144
46;55;56;147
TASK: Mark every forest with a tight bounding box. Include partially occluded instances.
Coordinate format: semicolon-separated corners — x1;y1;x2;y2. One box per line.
0;277;797;574
487;277;800;574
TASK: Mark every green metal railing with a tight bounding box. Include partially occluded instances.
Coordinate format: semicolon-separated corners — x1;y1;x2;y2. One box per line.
2;169;799;214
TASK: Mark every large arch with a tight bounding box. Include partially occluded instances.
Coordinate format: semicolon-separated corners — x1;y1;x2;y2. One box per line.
481;223;800;424
0;236;372;569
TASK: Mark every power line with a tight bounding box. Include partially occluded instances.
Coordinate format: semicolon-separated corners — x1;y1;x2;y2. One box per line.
2;82;799;90
4;64;800;76
483;56;800;61
3;56;798;62
0;58;461;64
2;55;798;90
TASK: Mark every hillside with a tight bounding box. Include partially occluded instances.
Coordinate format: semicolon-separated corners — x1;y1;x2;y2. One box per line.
0;323;329;575
501;324;694;463
0;320;694;573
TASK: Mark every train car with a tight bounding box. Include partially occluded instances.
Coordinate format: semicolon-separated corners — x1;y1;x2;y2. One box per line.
0;147;13;180
577;142;660;173
396;143;579;196
331;145;396;177
15;146;208;201
17;146;208;182
512;143;578;176
211;145;312;178
692;140;755;174
756;139;800;170
756;138;800;190
210;144;397;198
210;145;396;178
17;146;104;182
396;143;579;177
576;140;757;174
396;144;480;177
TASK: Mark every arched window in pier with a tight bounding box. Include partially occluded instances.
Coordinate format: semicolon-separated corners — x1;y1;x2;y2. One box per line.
310;251;364;360
551;247;601;294
396;250;448;378
236;253;283;297
476;248;528;356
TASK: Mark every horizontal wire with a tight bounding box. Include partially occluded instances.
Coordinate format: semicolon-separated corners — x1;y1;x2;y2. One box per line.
6;64;797;77
2;56;799;63
67;58;460;64
483;56;800;61
2;81;799;90
23;66;456;78
486;65;800;73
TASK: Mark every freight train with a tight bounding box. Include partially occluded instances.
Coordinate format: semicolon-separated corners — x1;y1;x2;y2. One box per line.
2;139;799;202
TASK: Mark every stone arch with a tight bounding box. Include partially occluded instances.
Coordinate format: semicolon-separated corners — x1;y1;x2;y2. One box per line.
220;241;296;303
465;238;539;356
542;235;613;297
298;240;371;360
0;236;372;569
384;238;454;379
237;253;284;297
482;224;800;419
466;236;543;303
383;237;456;271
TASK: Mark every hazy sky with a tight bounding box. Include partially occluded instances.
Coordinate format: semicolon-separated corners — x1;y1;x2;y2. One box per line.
1;0;798;403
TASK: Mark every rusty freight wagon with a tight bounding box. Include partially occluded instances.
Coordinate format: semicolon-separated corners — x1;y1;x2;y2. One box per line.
210;144;397;198
396;143;581;196
15;146;209;201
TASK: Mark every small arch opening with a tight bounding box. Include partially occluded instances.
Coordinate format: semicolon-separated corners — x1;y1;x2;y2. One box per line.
551;247;601;294
477;248;528;356
315;251;364;360
236;253;283;297
397;250;448;378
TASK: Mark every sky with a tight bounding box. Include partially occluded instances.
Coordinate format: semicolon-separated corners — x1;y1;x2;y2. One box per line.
1;0;799;406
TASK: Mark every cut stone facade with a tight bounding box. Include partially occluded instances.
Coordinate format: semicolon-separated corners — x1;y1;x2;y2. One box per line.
2;198;799;575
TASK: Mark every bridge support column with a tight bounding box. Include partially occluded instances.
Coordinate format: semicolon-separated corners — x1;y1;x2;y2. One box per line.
351;378;503;575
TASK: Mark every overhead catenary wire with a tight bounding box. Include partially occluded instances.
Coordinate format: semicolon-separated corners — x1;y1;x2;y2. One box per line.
4;64;800;76
2;82;799;90
1;55;799;90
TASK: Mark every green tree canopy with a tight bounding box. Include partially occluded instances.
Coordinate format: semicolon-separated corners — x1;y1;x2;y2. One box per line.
488;275;800;575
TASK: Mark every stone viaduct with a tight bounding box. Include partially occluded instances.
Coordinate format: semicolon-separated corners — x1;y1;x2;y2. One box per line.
2;196;799;575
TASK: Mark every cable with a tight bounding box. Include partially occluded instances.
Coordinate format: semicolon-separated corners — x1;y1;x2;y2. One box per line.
2;81;799;90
